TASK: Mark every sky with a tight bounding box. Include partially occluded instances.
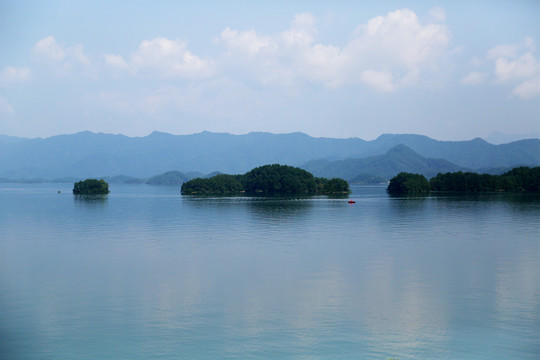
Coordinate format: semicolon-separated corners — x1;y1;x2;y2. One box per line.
0;0;539;141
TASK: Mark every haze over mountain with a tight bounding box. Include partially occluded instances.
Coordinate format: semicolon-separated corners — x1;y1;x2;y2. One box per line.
485;132;540;145
302;144;468;181
1;131;539;182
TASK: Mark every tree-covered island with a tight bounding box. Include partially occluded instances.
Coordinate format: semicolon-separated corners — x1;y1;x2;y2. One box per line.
73;179;110;195
386;172;430;195
181;164;350;195
387;166;540;195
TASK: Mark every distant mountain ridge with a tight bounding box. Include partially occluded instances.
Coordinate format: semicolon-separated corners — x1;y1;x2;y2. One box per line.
1;131;539;180
485;131;540;145
303;144;468;181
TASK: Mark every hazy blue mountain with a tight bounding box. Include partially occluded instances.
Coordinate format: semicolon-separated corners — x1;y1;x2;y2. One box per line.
204;171;224;178
371;134;540;169
0;131;539;180
145;171;193;186
0;131;367;179
485;131;540;145
303;144;467;181
0;134;27;146
104;175;146;184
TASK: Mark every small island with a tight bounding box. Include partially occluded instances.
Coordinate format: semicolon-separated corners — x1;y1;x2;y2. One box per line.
386;172;430;195
387;166;540;195
73;179;110;195
181;164;350;195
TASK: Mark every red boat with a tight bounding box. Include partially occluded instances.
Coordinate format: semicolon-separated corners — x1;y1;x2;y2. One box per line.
348;199;356;204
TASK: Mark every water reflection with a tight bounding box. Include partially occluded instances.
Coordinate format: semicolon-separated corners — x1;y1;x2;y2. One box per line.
73;194;108;203
430;191;540;203
2;184;540;359
183;195;314;220
387;193;430;199
246;197;313;219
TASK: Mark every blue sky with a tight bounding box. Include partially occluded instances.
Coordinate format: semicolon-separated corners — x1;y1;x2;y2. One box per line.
0;0;539;140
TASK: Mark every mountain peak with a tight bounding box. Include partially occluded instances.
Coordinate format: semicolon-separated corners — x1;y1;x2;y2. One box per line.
471;137;488;144
148;131;172;137
385;144;420;157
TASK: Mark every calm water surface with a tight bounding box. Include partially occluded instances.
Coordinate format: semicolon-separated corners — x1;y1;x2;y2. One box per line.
0;184;539;359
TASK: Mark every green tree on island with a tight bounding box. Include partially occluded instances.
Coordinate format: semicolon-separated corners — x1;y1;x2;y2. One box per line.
388;166;539;195
242;164;317;195
181;174;244;194
323;178;351;194
73;179;110;195
387;172;430;195
181;164;350;195
429;166;540;192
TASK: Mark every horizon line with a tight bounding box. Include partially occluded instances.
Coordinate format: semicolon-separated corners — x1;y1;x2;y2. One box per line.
2;130;539;143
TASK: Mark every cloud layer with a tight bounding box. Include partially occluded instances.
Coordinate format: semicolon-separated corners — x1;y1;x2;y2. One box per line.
19;9;452;94
32;36;93;77
12;9;538;99
462;37;540;99
0;66;31;86
1;6;538;139
218;9;450;91
105;37;215;79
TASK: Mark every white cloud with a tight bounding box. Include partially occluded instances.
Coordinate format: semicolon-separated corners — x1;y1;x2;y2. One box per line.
27;10;451;94
33;36;90;65
33;36;65;61
104;54;129;70
345;8;450;90
494;52;538;83
218;13;328;86
0;95;14;113
487;44;520;60
348;9;449;72
460;72;487;85
0;66;31;86
220;28;275;58
105;37;215;79
484;37;540;99
32;36;92;77
280;12;317;46
219;9;450;92
513;77;540;99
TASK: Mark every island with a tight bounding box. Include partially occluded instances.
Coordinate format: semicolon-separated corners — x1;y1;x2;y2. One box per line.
387;166;540;195
430;166;540;192
73;179;110;195
181;164;350;195
386;172;430;195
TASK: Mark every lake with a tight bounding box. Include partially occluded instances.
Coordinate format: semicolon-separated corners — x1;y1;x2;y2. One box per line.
0;183;539;359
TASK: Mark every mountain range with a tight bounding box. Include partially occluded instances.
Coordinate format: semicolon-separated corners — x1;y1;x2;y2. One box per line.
303;144;468;182
0;131;539;182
